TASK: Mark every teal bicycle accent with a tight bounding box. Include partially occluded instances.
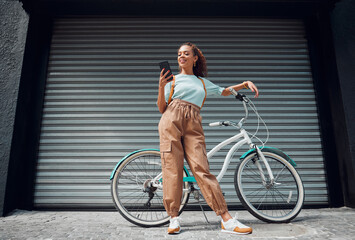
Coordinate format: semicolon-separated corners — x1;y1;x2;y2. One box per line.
110;149;158;180
240;146;297;167
159;175;195;183
182;176;197;183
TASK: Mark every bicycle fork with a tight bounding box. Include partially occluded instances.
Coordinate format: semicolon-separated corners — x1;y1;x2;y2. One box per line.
253;146;276;187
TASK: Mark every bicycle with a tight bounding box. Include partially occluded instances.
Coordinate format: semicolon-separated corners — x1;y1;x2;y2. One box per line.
110;89;305;227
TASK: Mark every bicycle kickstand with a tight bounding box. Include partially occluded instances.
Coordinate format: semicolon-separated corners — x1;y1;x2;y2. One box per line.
192;187;213;230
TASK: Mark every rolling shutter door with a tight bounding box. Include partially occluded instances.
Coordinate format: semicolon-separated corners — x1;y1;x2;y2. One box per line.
34;17;328;208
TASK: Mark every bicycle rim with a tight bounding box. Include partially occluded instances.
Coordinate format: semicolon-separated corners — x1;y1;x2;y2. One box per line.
111;150;189;227
235;152;304;223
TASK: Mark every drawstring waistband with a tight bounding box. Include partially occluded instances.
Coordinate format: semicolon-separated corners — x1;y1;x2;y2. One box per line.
168;99;200;118
168;99;200;120
169;99;200;111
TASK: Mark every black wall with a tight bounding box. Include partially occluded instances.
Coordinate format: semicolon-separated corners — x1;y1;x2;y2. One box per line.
0;0;29;217
305;13;345;207
3;12;52;216
330;0;355;207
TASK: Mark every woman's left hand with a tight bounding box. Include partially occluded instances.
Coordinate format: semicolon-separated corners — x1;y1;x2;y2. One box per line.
244;81;259;98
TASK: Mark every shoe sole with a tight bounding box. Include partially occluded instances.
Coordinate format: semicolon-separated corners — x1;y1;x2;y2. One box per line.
168;227;181;234
221;229;252;235
168;230;181;234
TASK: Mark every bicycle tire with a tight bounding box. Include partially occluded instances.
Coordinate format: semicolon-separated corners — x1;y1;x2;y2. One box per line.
111;150;190;227
235;152;304;223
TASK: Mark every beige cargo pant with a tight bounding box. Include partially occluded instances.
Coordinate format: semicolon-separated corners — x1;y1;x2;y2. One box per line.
158;99;228;217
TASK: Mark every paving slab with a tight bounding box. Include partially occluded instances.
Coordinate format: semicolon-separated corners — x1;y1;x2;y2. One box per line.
1;207;355;239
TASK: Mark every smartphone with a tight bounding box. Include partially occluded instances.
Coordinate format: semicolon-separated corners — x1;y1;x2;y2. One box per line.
159;61;174;81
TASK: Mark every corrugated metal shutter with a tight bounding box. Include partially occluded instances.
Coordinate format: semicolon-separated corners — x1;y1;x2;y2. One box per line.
34;17;328;208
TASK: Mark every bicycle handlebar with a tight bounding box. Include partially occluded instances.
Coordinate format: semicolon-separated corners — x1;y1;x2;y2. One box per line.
209;89;249;128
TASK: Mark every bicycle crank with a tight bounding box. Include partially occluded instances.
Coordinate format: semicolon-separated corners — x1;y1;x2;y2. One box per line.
143;179;157;208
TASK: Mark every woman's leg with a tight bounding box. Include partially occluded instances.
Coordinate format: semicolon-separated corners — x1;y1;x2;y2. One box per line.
159;139;184;217
158;106;185;217
182;115;229;216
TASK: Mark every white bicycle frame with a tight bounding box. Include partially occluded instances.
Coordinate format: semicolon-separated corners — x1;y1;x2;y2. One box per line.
208;128;274;183
151;90;275;189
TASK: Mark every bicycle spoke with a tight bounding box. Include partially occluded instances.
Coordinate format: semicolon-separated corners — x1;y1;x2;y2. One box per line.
111;151;189;227
236;152;304;222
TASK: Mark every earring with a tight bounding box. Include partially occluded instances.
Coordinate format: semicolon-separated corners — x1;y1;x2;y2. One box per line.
194;62;196;67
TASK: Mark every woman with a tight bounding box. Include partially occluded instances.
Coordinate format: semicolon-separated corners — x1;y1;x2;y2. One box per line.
157;42;259;235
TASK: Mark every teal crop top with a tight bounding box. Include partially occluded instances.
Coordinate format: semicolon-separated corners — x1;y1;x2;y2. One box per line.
164;74;225;108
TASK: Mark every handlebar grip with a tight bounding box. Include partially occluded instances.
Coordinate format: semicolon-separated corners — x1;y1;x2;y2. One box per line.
209;122;222;127
229;88;247;102
235;93;247;102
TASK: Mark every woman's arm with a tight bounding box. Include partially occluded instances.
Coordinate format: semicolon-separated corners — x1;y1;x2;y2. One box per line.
221;81;259;98
157;69;173;114
157;85;167;114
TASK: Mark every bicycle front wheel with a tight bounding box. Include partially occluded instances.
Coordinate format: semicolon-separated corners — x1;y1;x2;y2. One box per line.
111;150;190;227
235;152;304;223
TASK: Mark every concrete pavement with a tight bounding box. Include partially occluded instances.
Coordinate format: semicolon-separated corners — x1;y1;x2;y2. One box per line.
1;207;355;239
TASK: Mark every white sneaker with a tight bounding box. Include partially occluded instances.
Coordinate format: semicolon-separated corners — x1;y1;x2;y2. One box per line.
221;213;252;235
167;217;181;234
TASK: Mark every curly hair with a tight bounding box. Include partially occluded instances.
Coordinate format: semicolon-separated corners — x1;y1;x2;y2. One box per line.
178;42;208;78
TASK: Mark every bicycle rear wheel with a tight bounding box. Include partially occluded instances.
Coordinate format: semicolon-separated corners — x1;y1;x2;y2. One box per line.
235;152;304;223
111;150;190;227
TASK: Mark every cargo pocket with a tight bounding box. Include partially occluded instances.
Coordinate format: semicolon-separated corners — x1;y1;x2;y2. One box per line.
160;142;172;166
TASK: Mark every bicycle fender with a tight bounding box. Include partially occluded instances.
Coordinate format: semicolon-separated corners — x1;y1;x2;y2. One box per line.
109;149;191;180
110;149;159;180
240;146;297;167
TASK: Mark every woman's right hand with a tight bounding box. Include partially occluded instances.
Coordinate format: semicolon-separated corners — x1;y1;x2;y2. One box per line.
159;69;174;87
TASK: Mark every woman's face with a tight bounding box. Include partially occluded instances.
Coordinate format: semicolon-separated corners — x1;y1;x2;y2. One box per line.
178;45;198;70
